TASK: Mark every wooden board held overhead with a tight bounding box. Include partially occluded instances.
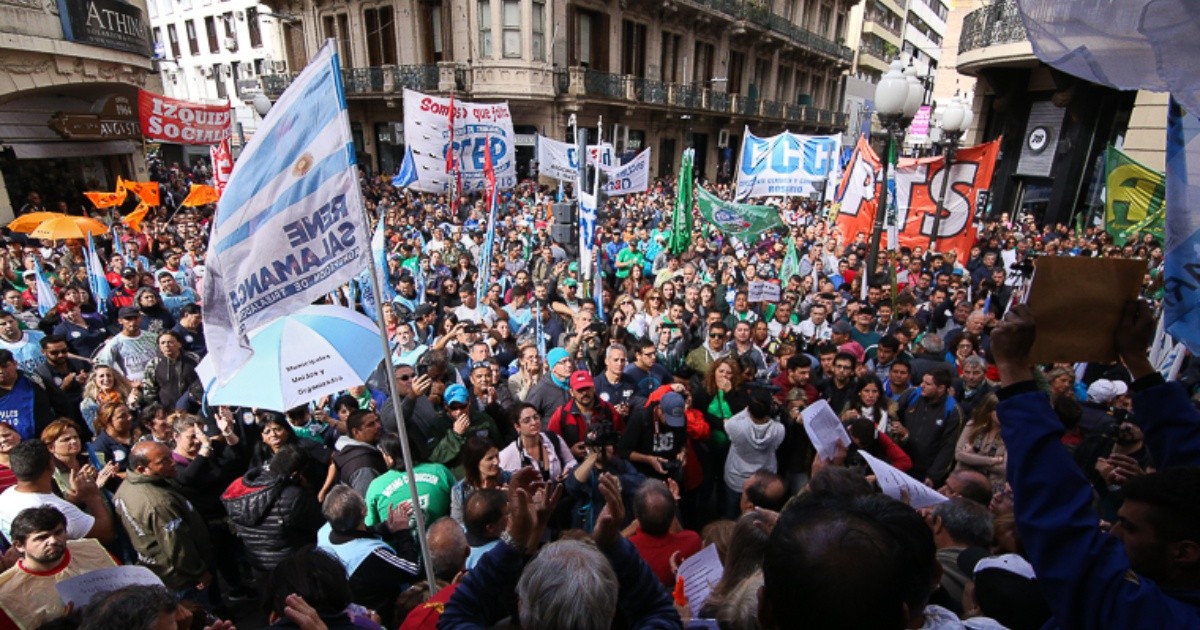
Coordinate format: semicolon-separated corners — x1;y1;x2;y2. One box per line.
1024;256;1146;364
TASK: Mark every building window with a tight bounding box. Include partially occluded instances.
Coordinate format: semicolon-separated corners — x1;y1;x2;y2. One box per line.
213;64;227;98
323;13;351;65
572;8;606;70
247;7;262;48
364;7;397;65
502;0;521;58
728;50;744;94
660;31;680;82
423;1;448;62
478;0;492;59
223;12;235;39
204;16;219;53
185;19;199;55
531;0;545;61
167;23;181;57
621;20;646;78
818;4;832;37
694;41;714;84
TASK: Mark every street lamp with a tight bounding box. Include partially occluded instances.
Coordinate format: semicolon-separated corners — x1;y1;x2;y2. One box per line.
866;59;922;285
928;94;973;251
252;93;272;117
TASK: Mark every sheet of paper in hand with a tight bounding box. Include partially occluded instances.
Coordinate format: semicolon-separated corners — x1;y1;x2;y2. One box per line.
802;399;852;461
860;451;949;509
679;543;724;618
56;565;164;608
1023;256;1145;364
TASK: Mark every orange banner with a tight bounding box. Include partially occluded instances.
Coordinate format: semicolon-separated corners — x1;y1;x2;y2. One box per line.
83;177;128;209
835;137;1000;257
120;178;161;207
123;203;150;232
180;183;219;207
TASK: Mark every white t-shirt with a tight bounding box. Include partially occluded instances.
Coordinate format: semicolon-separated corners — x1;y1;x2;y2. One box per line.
0;488;95;541
454;304;496;327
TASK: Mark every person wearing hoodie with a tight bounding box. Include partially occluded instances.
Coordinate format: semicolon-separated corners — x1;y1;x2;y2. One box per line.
133;287;175;334
723;390;785;519
221;444;324;583
524;347;574;419
318;409;386;502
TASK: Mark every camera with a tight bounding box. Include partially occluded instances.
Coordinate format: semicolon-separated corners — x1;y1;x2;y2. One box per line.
462;323;481;334
584;421;620;447
1009;255;1038;279
661;459;683;478
586;322;607;335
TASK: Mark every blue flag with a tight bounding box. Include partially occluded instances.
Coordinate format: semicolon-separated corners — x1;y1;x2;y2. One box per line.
359;217;395;322
1165;99;1200;355
86;233;110;316
32;260;56;317
201;41;371;378
392;146;419;189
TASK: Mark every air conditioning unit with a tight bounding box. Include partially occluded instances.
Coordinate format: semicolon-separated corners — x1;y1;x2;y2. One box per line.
219;63;232;76
199;66;213;78
271;60;287;73
235;9;245;20
224;36;238;51
717;128;730;148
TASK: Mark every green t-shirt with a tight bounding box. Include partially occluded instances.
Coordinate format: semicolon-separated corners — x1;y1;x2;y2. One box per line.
616;248;643;279
364;463;456;530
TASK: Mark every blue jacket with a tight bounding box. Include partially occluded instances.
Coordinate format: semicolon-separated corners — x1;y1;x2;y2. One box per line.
1131;373;1200;470
438;537;679;629
997;379;1200;629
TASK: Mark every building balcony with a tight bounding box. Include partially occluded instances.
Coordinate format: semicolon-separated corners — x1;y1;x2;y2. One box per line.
957;0;1036;75
569;68;846;131
259;63;440;98
680;0;854;65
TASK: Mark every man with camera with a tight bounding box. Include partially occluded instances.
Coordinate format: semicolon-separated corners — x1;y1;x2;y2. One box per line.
565;421;645;533
618;392;687;482
547;371;623;462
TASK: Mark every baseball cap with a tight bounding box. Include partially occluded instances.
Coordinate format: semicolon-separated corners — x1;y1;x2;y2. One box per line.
831;320;854;335
121;267;138;278
444;384;469;406
659;392;687;428
561;278;578;288
568;262;579;272
569;370;594;390
1087;379;1129;404
957;550;1051;629
118;306;141;319
546;347;571;369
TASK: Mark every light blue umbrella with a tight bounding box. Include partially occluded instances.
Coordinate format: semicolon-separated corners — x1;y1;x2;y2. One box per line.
199;305;385;411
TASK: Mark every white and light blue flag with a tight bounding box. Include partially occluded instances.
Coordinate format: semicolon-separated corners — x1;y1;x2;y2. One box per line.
1165;99;1200;356
392;146;419;189
33;260;56;317
202;40;371;380
358;216;395;322
85;233;110;316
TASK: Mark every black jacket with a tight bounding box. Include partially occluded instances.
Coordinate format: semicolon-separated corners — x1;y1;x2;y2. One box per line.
221;466;324;572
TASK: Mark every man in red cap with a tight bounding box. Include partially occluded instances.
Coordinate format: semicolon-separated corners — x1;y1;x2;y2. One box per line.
546;370;623;461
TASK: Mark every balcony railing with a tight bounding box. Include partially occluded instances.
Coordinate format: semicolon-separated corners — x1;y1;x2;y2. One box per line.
260;63;439;98
631;77;668;105
959;0;1028;55
554;68;570;95
689;0;853;63
583;69;625;99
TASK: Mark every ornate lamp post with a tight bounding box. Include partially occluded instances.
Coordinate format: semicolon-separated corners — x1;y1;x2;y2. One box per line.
928;93;974;252
866;59;923;285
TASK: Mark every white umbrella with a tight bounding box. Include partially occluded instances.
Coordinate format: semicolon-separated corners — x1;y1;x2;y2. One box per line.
200;305;385;411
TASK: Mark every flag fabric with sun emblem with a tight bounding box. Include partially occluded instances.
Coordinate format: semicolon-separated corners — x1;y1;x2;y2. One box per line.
202;40;371;380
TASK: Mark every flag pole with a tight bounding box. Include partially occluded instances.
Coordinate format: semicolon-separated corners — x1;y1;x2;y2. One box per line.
357;192;437;581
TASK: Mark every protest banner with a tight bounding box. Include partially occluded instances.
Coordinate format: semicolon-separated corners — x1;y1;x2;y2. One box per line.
402;89;516;194
735;128;840;200
1104;145;1165;245
137;89;232;145
601;148;651;196
695;185;783;240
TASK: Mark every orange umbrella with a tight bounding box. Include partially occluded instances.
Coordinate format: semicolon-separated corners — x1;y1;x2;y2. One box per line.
28;216;110;240
7;212;66;233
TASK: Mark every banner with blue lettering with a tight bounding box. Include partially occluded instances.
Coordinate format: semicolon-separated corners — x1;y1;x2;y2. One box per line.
600;148;652;196
201;40;371;380
537;135;619;183
734;127;841;201
402;88;516;195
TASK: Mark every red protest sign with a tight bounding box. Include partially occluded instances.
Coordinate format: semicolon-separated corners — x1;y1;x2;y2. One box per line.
137;89;232;145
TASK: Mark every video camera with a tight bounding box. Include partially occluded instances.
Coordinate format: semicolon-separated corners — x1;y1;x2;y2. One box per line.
584;421;621;448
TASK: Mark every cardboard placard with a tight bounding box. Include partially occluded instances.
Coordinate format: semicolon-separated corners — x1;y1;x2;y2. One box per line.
1024;256;1145;364
747;280;781;303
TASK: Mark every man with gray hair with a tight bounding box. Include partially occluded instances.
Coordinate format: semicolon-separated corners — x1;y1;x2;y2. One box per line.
594;344;639;422
317;485;420;623
442;468;679;628
953;355;996;420
926;497;994;614
909;333;952;384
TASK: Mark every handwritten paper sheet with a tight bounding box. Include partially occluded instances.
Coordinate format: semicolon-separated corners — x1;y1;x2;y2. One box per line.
860;451;949;509
56;565;164;608
802;400;852;461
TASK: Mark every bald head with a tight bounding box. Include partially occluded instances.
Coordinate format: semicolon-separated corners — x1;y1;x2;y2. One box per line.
129;441;176;479
426;517;469;582
940;470;992;506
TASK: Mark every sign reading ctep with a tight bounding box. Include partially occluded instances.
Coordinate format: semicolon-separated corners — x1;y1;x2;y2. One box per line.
137;89;232;145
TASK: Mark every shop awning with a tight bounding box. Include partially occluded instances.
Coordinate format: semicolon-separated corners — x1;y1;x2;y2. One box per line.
6;140;137;160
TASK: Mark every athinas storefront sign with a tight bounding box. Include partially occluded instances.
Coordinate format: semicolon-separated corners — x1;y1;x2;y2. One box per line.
57;0;153;56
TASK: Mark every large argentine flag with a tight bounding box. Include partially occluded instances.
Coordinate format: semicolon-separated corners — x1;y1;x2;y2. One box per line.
1165;100;1200;356
202;40;370;380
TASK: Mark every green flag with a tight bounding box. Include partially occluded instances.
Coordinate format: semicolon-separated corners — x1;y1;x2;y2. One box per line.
780;237;801;284
695;185;784;241
669;148;694;255
1105;145;1165;246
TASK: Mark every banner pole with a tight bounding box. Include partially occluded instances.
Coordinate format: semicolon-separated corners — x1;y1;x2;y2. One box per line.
358;178;438;587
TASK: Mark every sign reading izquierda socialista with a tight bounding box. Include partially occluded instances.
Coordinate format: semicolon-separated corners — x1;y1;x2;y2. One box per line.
57;0;153;57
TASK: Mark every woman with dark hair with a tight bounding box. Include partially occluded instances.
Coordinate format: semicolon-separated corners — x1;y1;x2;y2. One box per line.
222;444;325;584
137;403;172;446
948;331;982;372
844;416;913;473
448;436;511;524
249;414;331;485
133;287;175;333
90;402;138;484
497;402;575;481
840;375;895;435
953;393;1006;486
692;356;750;522
331;394;361;428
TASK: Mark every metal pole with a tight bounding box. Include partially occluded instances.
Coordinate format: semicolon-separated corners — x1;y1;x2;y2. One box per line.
866;124;892;287
927;134;956;253
360;205;438;588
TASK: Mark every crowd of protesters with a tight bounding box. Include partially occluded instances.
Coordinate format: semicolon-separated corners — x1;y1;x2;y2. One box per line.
0;165;1195;630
